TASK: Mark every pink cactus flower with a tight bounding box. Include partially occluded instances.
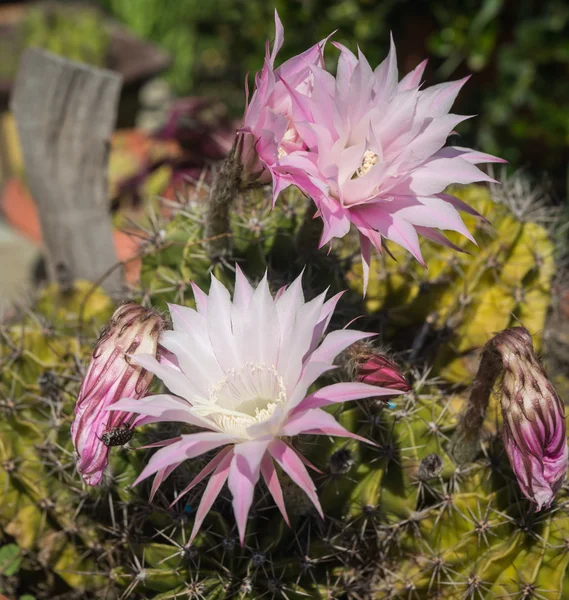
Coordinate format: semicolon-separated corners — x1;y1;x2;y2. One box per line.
238;11;328;195
243;16;506;293
293;41;507;292
71;304;165;486
109;267;399;545
495;328;568;510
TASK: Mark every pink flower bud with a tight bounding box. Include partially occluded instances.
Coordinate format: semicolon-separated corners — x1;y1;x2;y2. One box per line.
347;342;410;393
495;328;568;510
71;304;165;486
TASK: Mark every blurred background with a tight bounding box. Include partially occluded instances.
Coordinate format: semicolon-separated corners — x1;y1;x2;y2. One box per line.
0;0;568;311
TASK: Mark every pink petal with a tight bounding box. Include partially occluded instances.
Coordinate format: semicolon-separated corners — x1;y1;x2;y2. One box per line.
356;207;425;266
296;452;323;474
108;394;211;429
188;449;234;546
402;114;473;165
270;172;292;207
295;381;396;412
286;362;337;411
138;436;182;450
191;282;209;316
170;446;234;507
261;454;290;526
270;9;284;65
398;58;427;91
307;291;346;356
415;226;469;252
314;196;352;247
373;34;398;102
404;156;497;196
131;354;198;401
228;440;270;545
317;291;345;331
269;440;324;519
417;77;470;119
134;433;235;486
279;291;330;390
386;195;475;243
437;192;488;221
280;407;374;446
338;143;366;185
158;347;181;371
309;329;375;365
360;233;372;297
167;303;200;336
275;270;305;336
159;330;222;396
332;41;358;89
237;272;280;365
150;463;180;503
436;145;507;164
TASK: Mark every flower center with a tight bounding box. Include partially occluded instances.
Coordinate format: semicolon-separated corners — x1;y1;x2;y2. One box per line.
355;149;380;178
277;123;301;159
196;363;287;438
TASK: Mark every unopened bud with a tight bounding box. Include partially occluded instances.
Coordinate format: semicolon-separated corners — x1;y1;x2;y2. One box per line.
71;304;165;485
346;341;410;393
495;328;568;510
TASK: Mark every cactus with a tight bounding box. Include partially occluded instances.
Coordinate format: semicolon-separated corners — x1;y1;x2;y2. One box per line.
2;180;569;599
346;180;558;384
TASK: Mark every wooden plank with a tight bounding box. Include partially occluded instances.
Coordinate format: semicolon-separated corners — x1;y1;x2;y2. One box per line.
10;48;123;294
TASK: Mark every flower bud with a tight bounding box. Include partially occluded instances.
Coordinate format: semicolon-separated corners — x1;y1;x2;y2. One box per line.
495;327;568;510
71;303;165;485
346;341;411;393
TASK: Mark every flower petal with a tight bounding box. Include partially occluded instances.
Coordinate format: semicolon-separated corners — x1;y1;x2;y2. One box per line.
228;440;270;545
131;354;199;402
280;407;374;445
295;381;396;412
150;463;180;503
269;440;323;519
108;394;211;428
261;454;290;526
170;446;234;507
133;432;236;486
310;329;375;366
188;448;234;545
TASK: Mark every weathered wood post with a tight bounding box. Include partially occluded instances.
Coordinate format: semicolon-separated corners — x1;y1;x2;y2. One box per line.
10;49;124;295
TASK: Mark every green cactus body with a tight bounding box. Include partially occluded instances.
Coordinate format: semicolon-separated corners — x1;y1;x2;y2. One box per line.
346;184;556;384
1;183;568;598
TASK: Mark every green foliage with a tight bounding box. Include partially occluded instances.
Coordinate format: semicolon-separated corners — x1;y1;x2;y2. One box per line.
0;2;110;82
21;3;109;67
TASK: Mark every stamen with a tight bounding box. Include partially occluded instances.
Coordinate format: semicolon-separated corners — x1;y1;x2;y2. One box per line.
200;363;287;438
277;123;300;159
355;149;380;178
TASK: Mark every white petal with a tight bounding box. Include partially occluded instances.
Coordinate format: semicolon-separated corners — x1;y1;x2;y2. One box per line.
207;275;242;371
